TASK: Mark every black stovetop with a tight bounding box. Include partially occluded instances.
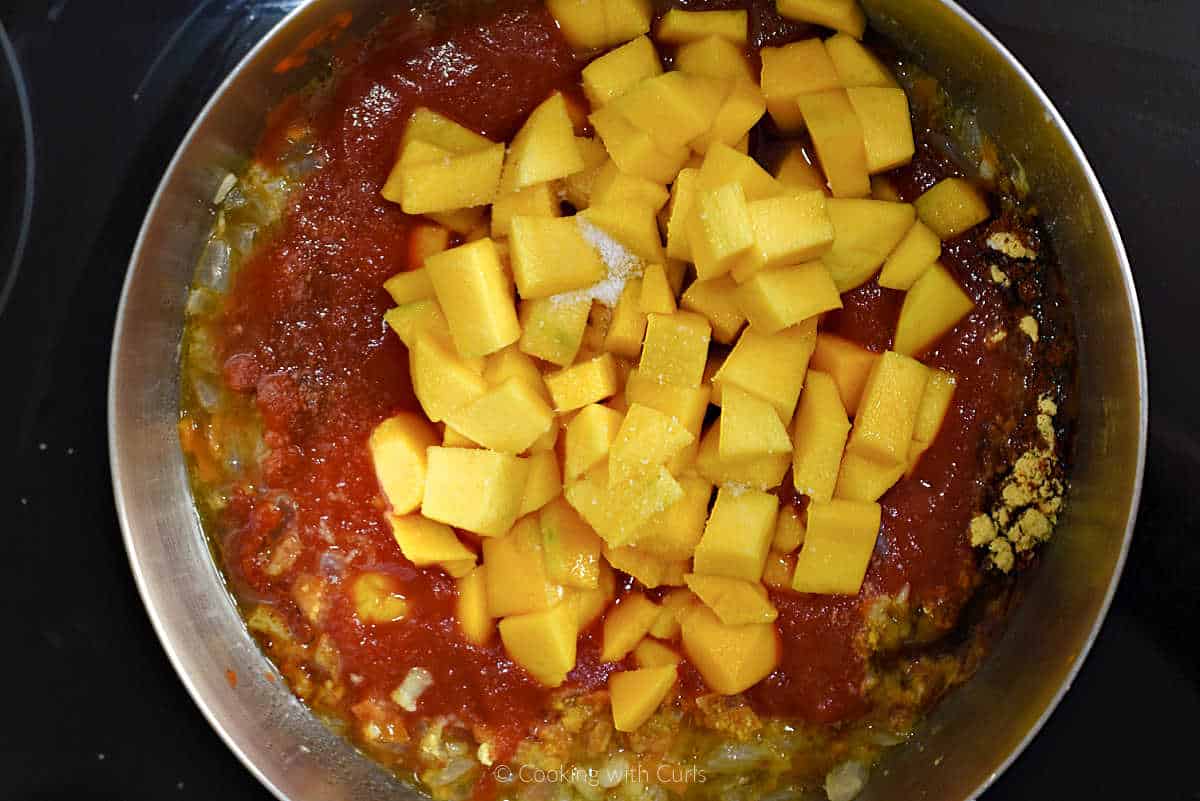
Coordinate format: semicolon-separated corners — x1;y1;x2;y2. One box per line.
1;2;1196;799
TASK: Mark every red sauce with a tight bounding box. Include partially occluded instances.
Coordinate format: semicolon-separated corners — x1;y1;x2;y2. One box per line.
210;0;1029;759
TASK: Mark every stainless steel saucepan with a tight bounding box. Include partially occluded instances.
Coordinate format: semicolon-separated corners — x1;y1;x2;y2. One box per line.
109;1;1147;798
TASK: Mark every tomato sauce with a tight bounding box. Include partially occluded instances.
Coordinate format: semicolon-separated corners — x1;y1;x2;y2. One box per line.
208;0;1033;756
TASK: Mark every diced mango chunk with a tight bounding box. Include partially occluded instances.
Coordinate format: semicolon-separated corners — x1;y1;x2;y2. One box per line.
663;167;699;261
383;139;505;215
719;385;792;460
680;605;779;695
518;295;591;367
684;573;778;625
773;505;807;552
791;498;881;595
696;142;781;201
762;550;797;589
736;191;834;281
384;268;435;306
834;450;904;501
611;72;728;152
735;261;842;334
446;378;554;454
825;33;896;88
714;321;817;421
639;311;712;387
648;588;699;639
692;78;766;155
409;334;487;423
609;403;695;480
426;238;520;358
540;497;604;589
774;146;827;193
639;263;677;315
680;275;746;344
693;486;779;581
400;107;494;153
633;638;681;668
582;36;663;108
352;572;410;624
603;278;648;359
809;333;878;415
694;421;791;490
565;403;624;482
566;464;684;547
421;447;530;536
893;264;975;357
591;162;670;210
499;601;578;687
913;369;958;446
878;220;940;290
915;178;990;239
491;182;560;239
388;513;477;574
546;353;622;412
603;544;689;588
602;591;661;661
610;665;677;731
386;299;451;350
455;566;494;644
848;351;929;466
687;182;755;281
823;198;916;291
623;370;710;472
589;104;691;184
520;449;563;516
510;216;607;299
759;40;840;132
482;517;563;616
791;370;851;502
798;89;870;199
369;413;439;515
657;9;747;44
847;86;915;174
634;474;713;560
776;0;866;38
675;35;755;83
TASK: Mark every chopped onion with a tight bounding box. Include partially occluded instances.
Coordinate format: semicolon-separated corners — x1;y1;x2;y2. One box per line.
825;761;868;801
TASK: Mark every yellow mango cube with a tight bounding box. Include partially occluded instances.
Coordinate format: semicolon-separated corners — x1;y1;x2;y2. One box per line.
491;182;559;239
601;591;661;661
694;421;791;490
541;497;604;590
639;311;712;387
657;9;747;44
352;572;410;624
773;505;807;552
734;192;835;282
425;206;487;235
518;295;591;366
383;268;434;306
409;334;487;422
847;86;915;174
639;263;677;314
680;275;745;344
775;148;827;194
581;202;667;263
501;92;584;191
400;107;494;154
719;385;792;460
582;35;663;108
590;104;691;184
915;178;990;239
603;544;689;588
893;264;975;357
383;138;505;215
680;605;779;694
510;216;607;299
684;573;778;625
591;162;670;210
455;566;494;645
686;182;755;281
499;601;578;687
715;321;817;421
824;198;916;291
422;447;530;536
425;238;520;358
692;79;766;155
636;474;713;560
759;39;841;131
520;449;563;516
388;514;476;569
834;450;904;501
609;403;695;481
791;370;851;502
648;588;699;639
546;353;621;412
912;369;958;445
878;220;940;290
369;412;439;515
799;89;870;199
623;370;710;473
663;167;699;261
446;378;554;454
735;261;842;334
607;0;655;43
566;463;684;547
565;403;624;482
776;0;865;38
870;174;902;202
562;136;611;209
791;499;880;595
696;142;781;201
610;665;677;731
825;33;897;88
443;425;480;449
762;550;797;589
848;350;929;465
482;517;563;617
809;333;878;415
611;72;728;152
485;345;550;401
675;35;755;83
385;299;451;349
633;639;681;668
603;278;648;359
565;560;617;630
693;486;779;581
